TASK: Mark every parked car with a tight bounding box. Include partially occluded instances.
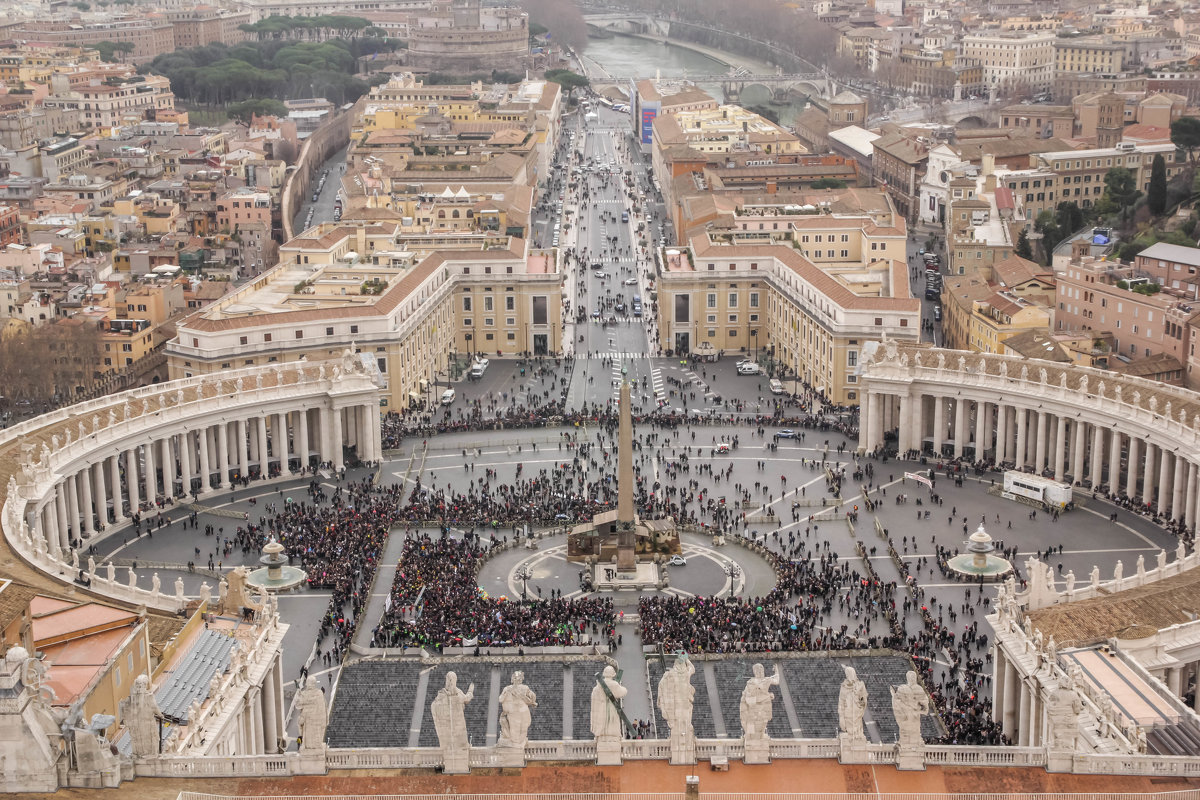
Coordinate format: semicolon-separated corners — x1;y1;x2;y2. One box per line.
737;362;761;375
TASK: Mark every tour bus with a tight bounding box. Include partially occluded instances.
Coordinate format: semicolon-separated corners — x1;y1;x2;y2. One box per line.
1002;471;1073;509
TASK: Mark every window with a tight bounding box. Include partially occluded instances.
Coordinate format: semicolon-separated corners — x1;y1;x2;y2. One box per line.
674;295;690;323
463;318;472;327
750;293;759;308
350;325;359;334
728;293;738;308
295;330;303;339
875;317;883;326
463;297;472;311
484;296;494;312
506;296;515;311
326;327;334;336
707;293;717;308
532;296;548;325
239;336;248;345
485;318;494;326
264;333;272;343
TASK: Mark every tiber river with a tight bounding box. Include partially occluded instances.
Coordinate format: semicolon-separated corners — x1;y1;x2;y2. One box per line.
581;33;810;127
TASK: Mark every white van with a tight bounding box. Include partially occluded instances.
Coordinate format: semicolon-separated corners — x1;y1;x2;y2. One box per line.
441;388;456;405
769;379;784;394
736;362;761;376
469;358;489;379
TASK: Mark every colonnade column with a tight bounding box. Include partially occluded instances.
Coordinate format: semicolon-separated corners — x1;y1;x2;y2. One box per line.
1126;436;1140;498
146;438;158;502
1090;425;1104;489
973;401;986;461
109;455;125;523
1173;455;1187;523
1143;443;1157;508
1034;411;1047;474
1053;416;1066;482
55;485;69;551
93;462;108;528
262;658;279;753
256;416;269;477
996;404;1008;463
180;432;193;497
237;419;249;479
912;393;925;454
199;427;212;494
1108;431;1122;492
80;466;95;536
217;423;230;489
126;448;140;514
1186;462;1198;530
932;396;944;457
1071;418;1086;484
1159;449;1173;516
297;409;310;469
953;397;966;459
898;393;913;454
276;412;290;474
1014;409;1027;470
331;408;344;472
160;437;173;498
65;473;79;544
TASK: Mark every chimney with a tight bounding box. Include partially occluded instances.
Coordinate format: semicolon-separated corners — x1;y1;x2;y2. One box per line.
982;152;995;177
1071;238;1090;263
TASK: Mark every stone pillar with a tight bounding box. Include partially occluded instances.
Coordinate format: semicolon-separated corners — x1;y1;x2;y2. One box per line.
996;404;1008;463
43;503;58;555
932;395;944;457
1018;680;1031;746
298;408;310;469
1186;462;1198;530
1053;417;1067;482
127;448;141;515
256;416;269;477
1168;667;1184;698
898;392;913;453
332;408;345;472
237;419;250;479
1014;408;1027;470
109;454;125;523
55;484;70;551
217;423;230;489
318;407;333;467
1158;448;1172;516
1071;418;1086;484
262;666;279;754
1172;455;1186;523
161;436;173;498
80;465;95;536
1034;411;1047;474
276;412;290;474
1109;431;1122;492
871;391;885;453
1143;443;1157;509
973;401;986;461
1002;657;1018;741
912;392;925;454
199;426;212;494
250;689;265;754
93;460;108;528
1126;436;1140;498
953;397;966;459
858;391;872;453
1090;425;1104;489
66;473;80;544
357;405;373;463
180;431;193;497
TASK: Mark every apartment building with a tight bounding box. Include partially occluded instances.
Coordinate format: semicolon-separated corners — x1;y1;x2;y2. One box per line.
9;18;176;62
1135;242;1200;300
1033;142;1185;206
1054;37;1127;74
960;31;1056;94
657;232;919;405
1055;250;1191;377
629;78;718;147
167;225;562;408
42;71;175;131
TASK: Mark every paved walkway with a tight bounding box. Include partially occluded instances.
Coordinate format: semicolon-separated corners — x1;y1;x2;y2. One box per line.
351;525;414;651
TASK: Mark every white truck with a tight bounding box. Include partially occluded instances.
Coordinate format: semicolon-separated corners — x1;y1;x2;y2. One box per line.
1002;471;1072;510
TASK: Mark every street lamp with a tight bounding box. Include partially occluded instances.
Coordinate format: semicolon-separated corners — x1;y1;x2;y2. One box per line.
751;329;758;362
722;561;741;597
515;564;534;602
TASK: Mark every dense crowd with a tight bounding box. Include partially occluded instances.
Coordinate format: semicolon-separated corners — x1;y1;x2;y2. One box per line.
371;531;616;648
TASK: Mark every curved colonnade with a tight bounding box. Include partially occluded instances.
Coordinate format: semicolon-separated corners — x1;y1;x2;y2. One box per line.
0;354;384;611
858;341;1200;530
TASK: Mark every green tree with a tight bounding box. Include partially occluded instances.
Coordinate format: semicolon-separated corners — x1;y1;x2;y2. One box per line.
1055;201;1084;234
1035;210;1062;264
1147;153;1168;215
226;98;288;122
1172;116;1200;166
1015;228;1033;260
811;177;847;189
545;68;589;99
1102;166;1141;222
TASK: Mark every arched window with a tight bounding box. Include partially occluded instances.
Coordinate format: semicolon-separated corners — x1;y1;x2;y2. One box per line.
452;209;461;219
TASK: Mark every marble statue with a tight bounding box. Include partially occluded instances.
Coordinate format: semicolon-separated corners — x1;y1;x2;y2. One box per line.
1046;635;1057;665
106;562;115;583
1059;373;1068;389
199;582;211;607
999;360;1008;378
319;364;327;380
1165;401;1172;420
657;653;696;741
739;663;781;741
1065;570;1075;594
838;665;868;743
224;566;252;613
128;569;137;589
108;408;117;426
255;373;263;389
1114;560;1124;582
125;675;162;757
1090;564;1101;586
342;348;356;374
1078;375;1088;394
1179;540;1188;562
235;378;244;393
174;577;185;601
890;671;929;748
914;352;922;367
1158;550;1167;572
1136;555;1145;578
590;665;628;742
151;573;161;597
935;352;945;370
1020;365;1028;382
497;671;538;749
296;679;328;753
187;699;202;725
957;355;966;372
1046;680;1083;751
1038;367;1048;385
51;434;60;450
431;672;474;762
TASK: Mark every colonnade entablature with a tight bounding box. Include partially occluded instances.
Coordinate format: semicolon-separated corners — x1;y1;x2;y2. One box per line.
0;351;384;613
858;340;1200;530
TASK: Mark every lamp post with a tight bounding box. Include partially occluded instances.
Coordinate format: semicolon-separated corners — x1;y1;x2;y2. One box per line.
722;561;742;598
751;329;758;362
515;564;534;603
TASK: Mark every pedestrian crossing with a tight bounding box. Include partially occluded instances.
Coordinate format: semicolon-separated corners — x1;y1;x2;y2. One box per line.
579;351;652;360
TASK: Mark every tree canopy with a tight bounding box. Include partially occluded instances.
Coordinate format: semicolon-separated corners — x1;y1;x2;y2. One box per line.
238;15;371;41
1147;153;1168;216
143;37;390;106
1171;116;1200;165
